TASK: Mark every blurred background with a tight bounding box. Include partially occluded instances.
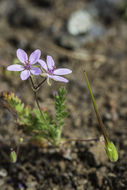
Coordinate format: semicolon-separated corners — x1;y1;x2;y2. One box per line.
0;0;127;189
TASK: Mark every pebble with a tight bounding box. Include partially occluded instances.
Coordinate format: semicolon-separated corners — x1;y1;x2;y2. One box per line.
90;141;107;164
67;8;107;45
67;10;94;36
0;169;7;177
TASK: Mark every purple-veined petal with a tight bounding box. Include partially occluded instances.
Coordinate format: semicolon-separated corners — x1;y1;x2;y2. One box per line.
38;59;48;71
47;74;69;83
17;49;28;64
47;55;55;70
30;67;42;75
54;68;72;75
7;64;24;71
29;49;41;65
20;70;30;80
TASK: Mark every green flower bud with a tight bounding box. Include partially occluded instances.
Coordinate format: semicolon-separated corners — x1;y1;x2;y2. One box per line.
10;150;17;163
105;141;118;162
19;137;23;143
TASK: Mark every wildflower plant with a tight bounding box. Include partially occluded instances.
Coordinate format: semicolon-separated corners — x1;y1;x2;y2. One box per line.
5;49;72;148
1;49;118;162
2;87;67;146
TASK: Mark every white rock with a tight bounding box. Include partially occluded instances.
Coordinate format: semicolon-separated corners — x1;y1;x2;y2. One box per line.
0;169;7;177
67;10;94;36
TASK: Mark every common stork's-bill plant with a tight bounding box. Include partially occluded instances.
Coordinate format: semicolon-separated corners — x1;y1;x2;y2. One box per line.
2;49;118;162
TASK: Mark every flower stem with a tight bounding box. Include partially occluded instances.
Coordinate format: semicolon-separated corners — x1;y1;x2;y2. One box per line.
29;76;47;124
84;71;109;144
32;78;46;91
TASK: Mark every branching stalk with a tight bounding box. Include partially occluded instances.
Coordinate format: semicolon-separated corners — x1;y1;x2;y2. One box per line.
29;76;48;125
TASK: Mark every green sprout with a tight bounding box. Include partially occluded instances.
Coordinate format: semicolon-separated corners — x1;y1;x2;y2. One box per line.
84;71;118;162
2;87;68;146
10;149;17;163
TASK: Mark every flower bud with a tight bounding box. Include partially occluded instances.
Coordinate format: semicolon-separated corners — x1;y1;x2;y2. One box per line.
19;137;23;143
10;149;17;163
105;141;118;162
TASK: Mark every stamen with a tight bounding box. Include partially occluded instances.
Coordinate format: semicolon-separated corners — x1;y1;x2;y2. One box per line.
48;66;56;75
25;61;30;70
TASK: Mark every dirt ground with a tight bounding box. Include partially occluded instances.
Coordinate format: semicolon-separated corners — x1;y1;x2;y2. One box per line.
0;0;127;189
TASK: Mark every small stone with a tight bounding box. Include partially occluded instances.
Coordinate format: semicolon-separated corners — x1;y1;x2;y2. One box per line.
90;141;107;164
67;10;94;36
0;169;7;177
59;161;66;172
108;172;117;178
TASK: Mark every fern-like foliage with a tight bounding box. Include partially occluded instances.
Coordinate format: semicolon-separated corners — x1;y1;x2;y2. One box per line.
1;87;68;146
55;87;68;138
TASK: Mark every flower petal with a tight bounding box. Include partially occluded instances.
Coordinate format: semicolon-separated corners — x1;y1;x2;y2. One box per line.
47;74;69;83
7;64;24;71
47;55;55;70
38;59;48;71
30;67;42;75
20;70;30;80
17;49;28;64
29;49;41;65
54;68;72;75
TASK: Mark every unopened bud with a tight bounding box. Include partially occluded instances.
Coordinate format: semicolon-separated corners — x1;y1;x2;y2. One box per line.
105;141;118;162
10;149;17;163
19;138;23;143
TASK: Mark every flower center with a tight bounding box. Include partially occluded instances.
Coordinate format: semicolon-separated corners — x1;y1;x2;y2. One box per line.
24;61;30;70
48;66;56;75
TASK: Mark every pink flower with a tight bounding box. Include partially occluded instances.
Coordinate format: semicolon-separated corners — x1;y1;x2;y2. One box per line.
7;49;42;80
38;56;72;83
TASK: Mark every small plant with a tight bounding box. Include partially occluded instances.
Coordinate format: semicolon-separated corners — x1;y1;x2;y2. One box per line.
1;49;118;162
2;87;68;146
84;71;118;162
6;48;72;144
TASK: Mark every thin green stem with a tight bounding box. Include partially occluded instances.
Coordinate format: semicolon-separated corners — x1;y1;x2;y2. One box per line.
84;71;109;144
